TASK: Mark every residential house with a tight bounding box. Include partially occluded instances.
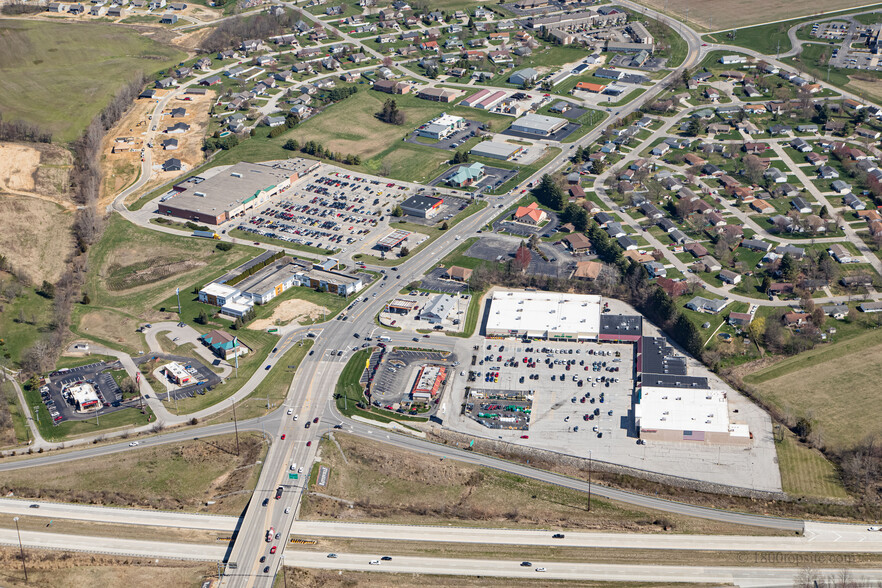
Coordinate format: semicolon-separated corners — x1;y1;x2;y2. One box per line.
783;312;810;326
791;197;812;213
645;261;667;278
829;243;857;263
844;193;866;210
818;166;839;179
729;312;753;327
617;235;638;250
764;167;787;183
656;277;689;298
686;296;729;314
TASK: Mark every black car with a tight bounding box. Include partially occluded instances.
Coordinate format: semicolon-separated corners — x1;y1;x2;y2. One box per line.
260;556;266;563
262;498;269;506
552;533;565;539
381;556;392;561
305;422;311;428
263;566;270;573
333;424;343;429
520;562;532;567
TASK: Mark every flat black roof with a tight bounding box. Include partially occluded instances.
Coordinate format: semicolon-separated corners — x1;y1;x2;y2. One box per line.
401;194;443;212
642;373;709;389
600;314;642;336
642;336;688;376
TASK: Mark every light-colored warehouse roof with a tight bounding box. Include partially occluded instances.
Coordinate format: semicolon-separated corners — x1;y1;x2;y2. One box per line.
486;290;601;337
636;386;733;434
469;141;522;159
511;113;567;134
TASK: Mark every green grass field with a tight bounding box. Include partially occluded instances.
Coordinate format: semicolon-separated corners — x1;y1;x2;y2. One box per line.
775;430;849;499
701;4;882;55
83;214;260;326
744;328;882;451
208;90;466;183
0;432;266;514
0;19;184;142
0;286;54;369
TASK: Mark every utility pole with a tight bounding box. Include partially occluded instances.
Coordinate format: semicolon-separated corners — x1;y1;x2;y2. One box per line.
13;517;27;581
176;287;182;317
587;450;592;511
232;399;240;456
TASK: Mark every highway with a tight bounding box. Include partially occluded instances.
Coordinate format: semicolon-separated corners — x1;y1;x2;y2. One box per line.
1;527;878;587
283;551;882;587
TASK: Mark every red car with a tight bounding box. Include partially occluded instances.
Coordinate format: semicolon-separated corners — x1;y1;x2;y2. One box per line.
306;441;312;447
270;546;277;554
280;434;286;440
520;435;529;439
313;417;319;424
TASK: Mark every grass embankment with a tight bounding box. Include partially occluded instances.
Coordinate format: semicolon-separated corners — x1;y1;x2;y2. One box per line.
744;328;882;452
302;433;787;535
0;547;215;588
207;340;313;423
279;566;721;588
775;430;849;499
0;380;29;448
0;433;266;515
0;19;184;143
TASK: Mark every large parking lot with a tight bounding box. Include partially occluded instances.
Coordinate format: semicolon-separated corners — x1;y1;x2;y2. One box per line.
460;340;633;440
233;170;416;255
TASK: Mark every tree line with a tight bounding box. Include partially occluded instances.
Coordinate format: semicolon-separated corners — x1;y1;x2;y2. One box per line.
0;112;52;144
201;9;303;53
284;139;362;166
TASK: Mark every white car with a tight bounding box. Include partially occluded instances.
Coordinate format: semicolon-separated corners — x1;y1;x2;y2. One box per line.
369;560;381;565
294;414;298;421
298;467;304;474
869;526;881;531
287;408;293;415
284;507;290;514
535;567;547;572
290;463;297;471
128;441;140;447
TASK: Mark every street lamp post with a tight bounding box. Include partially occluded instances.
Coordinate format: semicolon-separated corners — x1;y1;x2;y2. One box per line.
13;516;27;581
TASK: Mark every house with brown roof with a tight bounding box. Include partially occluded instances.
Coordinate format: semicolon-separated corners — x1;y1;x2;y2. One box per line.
684;242;708;257
572;260;602;280
715;224;743;240
563;232;592;253
768;282;794;295
443;266;473;282
656;277;689;298
684;153;705;166
728;312;752;327
783;312;810;326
